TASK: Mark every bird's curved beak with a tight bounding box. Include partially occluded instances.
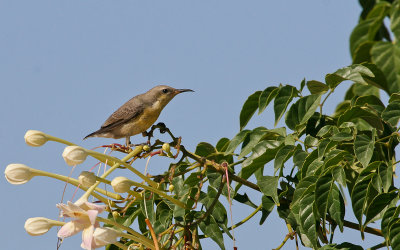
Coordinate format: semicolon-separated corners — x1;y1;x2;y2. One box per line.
176;89;194;94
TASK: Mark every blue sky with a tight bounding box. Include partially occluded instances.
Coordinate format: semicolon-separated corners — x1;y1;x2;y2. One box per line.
1;1;385;249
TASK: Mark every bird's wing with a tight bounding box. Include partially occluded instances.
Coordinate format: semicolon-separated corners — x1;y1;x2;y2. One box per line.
100;103;144;130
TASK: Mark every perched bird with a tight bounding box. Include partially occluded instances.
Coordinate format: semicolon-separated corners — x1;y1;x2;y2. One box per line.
84;85;193;145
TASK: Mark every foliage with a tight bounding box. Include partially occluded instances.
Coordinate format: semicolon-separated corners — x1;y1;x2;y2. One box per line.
5;1;400;249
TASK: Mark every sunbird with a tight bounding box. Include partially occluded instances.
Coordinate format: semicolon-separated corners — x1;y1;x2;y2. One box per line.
84;85;193;145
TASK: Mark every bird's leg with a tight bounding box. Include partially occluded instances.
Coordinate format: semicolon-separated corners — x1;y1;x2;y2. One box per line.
125;136;131;147
141;131;152;145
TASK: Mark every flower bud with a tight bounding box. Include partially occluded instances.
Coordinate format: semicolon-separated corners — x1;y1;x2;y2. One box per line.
78;171;97;188
143;145;150;151
5;164;34;185
112;211;120;218
162;143;171;153
24;130;49;147
62;146;88;166
93;227;120;246
168;184;175;192
24;217;55;236
111;177;132;193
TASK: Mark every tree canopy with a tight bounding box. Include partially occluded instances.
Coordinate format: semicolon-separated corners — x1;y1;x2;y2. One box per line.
5;0;400;249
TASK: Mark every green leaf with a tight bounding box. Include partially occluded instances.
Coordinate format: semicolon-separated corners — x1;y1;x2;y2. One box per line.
326;64;375;89
225;130;250;155
389;93;400;103
300;78;306;92
390;221;400;250
317;125;334;138
216;138;230;152
379;163;393;193
359;63;389;93
338;106;383;131
354;129;376;168
382;101;400;127
307;80;329;94
304;135;318;147
364;191;398;229
238;127;268;159
199;186;227;224
234;192;257;209
239;139;284;181
353;41;374;64
258;86;279;114
323;150;347;171
274;85;297;126
349;2;391;57
184;172;202;187
291;176;318;209
333;166;347;187
318;138;337;158
154;202;173;234
274;145;296;175
371;41;400;94
300;150;320;178
260;195;275;225
391;0;400;40
315;175;333;225
329;181;345;232
331;132;353;141
285;94;322;130
299;193;318;248
199;216;225;250
315;174;345;232
382;207;400;240
240;91;261;130
354;94;385;113
140;192;155;224
320;242;363;250
293;148;308;168
351;174;377;229
257;176;279;205
195;142;216;157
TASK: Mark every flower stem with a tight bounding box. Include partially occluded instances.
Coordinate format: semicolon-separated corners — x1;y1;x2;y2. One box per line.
80;146;144;201
46;135;76;146
96;217;155;249
86;148;158;188
126;180;187;209
30;169;121;201
113;242;128;250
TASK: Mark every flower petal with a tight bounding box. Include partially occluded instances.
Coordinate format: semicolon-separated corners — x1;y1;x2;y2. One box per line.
84;202;107;213
87;210;99;225
57;220;88;238
81;225;95;250
57;201;86;218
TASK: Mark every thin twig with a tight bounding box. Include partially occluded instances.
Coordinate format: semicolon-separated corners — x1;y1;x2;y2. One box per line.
145;218;160;250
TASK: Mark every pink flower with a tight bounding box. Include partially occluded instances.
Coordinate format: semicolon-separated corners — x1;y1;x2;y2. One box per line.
57;201;107;250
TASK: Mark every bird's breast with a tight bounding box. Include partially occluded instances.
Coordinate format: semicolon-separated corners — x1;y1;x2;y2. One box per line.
117;104;163;137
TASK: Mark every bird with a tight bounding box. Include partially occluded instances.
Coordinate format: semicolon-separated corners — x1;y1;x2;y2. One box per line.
84;85;194;146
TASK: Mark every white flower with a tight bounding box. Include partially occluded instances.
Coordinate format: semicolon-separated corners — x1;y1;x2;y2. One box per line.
24;217;58;236
111;177;132;193
93;227;120;246
62;146;88;166
57;201;107;250
79;171;97;188
4;163;35;185
24;130;49;147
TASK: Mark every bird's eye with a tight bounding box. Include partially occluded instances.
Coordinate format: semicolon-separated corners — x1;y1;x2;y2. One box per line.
162;89;169;94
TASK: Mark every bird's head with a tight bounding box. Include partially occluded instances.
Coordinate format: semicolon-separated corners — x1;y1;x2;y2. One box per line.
147;85;194;108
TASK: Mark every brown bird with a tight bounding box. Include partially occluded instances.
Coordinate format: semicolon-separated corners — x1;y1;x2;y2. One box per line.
84;85;193;145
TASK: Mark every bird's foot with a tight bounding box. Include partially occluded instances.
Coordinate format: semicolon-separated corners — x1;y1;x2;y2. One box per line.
99;143;131;152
